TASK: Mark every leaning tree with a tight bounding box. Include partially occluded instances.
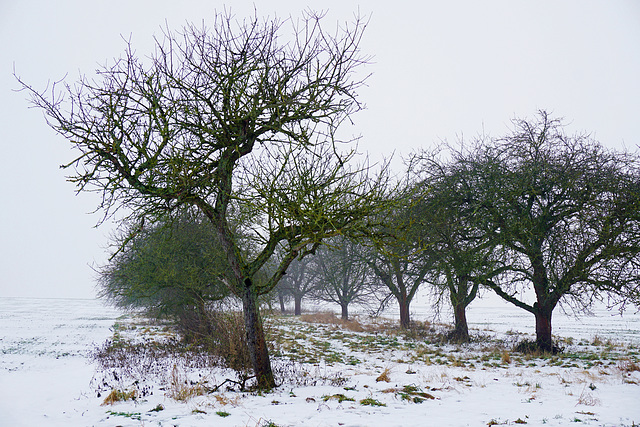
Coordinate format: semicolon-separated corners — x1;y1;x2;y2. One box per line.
18;11;389;388
459;111;640;351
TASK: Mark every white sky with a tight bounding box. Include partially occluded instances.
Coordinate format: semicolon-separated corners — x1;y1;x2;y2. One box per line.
1;1;639;299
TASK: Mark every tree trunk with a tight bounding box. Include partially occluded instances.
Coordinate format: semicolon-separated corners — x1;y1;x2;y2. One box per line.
195;297;212;336
451;302;470;342
241;278;275;389
534;307;554;352
278;291;286;314
398;296;410;329
294;295;302;316
341;303;349;320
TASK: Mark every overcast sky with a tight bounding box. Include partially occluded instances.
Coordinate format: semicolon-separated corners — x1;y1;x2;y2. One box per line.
1;1;639;299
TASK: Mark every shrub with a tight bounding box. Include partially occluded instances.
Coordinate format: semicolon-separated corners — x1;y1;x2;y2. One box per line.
186;310;252;375
168;305;253;377
92;310;256;396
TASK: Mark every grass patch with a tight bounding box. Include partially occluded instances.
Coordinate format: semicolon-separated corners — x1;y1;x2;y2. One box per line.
376;367;392;382
360;397;386;407
382;385;435;403
107;410;141;420
101;389;136;405
322;393;355;403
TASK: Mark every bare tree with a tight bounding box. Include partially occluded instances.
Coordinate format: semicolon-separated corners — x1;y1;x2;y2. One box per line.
277;255;320;315
415;179;494;342
403;150;500;342
366;190;433;329
17;10;388;388
312;237;380;320
453;111;640;351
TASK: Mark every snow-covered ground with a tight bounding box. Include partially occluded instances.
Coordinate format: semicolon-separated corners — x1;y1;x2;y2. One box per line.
0;296;638;426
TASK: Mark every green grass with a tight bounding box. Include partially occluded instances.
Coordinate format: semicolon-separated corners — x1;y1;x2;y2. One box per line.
107;411;141;420
360;397;386;407
322;393;355;403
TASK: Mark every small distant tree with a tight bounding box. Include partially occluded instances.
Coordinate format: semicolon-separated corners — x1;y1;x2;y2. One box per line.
458;111;640;351
18;10;388;388
313;237;379;320
277;255;320;315
273;282;290;314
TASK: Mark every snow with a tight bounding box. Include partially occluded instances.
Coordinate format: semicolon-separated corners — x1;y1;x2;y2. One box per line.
0;296;639;426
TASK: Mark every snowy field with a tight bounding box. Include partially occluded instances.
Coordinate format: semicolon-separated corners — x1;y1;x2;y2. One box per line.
0;296;639;427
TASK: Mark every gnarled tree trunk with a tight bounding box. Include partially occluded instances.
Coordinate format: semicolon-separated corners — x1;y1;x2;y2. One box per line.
294;295;302;316
241;278;275;389
450;302;469;342
398;295;411;329
341;303;349;320
534;306;554;352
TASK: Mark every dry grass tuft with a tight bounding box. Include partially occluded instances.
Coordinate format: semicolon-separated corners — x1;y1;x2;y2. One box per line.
501;350;512;364
376;367;392;383
167;364;207;402
101;389;136;405
213;393;241;406
618;358;640;373
299;312;365;332
576;387;601;406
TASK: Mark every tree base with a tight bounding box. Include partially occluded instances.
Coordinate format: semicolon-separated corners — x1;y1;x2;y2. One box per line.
446;328;470;344
514;339;564;355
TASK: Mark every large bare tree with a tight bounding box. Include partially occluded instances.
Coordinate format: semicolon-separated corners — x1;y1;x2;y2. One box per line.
407;150;501;342
17;11;388;388
455;111;640;351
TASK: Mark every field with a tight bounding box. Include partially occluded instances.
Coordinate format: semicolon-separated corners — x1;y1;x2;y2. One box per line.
0;297;639;426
